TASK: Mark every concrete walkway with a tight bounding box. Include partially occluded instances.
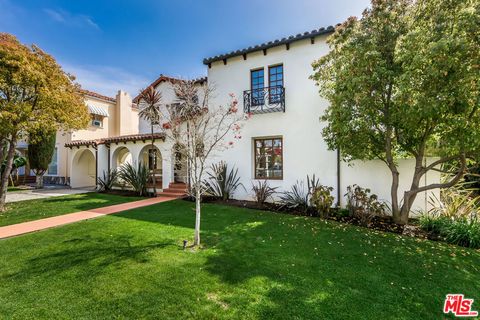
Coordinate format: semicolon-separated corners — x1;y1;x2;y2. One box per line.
6;187;94;203
0;196;178;239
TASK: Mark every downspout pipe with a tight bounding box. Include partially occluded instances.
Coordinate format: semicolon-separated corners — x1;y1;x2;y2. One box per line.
337;148;341;207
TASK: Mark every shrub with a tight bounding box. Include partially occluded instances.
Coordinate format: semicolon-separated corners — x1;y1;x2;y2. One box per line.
119;162;150;196
418;214;450;235
420;189;480;248
443;218;480;249
310;185;334;217
96;169;119;192
346;185;385;227
252;180;278;204
280;180;310;213
204;161;244;200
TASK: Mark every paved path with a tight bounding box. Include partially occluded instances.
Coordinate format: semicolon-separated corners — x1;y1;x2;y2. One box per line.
6;187;94;203
0;196;178;239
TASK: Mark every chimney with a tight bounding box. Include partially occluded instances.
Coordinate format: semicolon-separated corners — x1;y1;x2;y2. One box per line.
115;90;139;136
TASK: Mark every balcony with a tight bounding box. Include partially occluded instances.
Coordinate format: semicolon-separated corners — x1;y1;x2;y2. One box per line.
243;86;285;114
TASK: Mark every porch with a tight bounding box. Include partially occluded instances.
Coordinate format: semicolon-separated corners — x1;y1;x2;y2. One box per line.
65;133;188;192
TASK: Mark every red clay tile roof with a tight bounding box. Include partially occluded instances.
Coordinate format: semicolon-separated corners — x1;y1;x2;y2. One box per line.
79;89;116;103
133;74;207;103
65;133;166;148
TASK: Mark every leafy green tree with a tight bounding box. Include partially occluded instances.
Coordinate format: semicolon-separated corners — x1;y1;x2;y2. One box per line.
0;33;89;210
28;129;56;189
312;0;480;224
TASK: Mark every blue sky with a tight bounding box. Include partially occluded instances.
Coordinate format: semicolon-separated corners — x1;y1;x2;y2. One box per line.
0;0;370;97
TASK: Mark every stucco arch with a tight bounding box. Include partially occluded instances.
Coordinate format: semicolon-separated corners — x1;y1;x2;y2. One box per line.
71;148;96;188
111;146;133;170
138;144;162;187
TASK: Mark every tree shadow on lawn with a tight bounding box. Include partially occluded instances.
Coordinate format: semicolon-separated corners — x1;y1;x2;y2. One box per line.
2;234;174;281
114;200;480;319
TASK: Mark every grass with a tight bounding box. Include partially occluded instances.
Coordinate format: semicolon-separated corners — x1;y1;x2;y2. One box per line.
7;186;26;192
0;193;143;227
0;200;478;319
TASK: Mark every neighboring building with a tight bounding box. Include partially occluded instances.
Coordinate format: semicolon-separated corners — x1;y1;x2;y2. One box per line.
61;25;438;212
17;89;139;186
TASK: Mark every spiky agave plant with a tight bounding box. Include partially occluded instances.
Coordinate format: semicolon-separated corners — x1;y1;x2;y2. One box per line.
204;161;244;200
96;168;119;192
119;162;150;196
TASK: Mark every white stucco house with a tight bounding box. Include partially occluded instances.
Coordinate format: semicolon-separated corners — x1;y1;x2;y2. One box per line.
59;25;439;211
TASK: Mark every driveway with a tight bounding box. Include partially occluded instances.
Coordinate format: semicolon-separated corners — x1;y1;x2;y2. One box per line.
6;187;94;203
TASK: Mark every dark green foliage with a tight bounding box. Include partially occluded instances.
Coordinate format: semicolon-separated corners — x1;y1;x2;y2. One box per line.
27;129;56;174
251;180;278;204
418;215;450;235
1;154;27;174
96;169;119;192
119;162;150;196
204;161;244;200
443;219;480;249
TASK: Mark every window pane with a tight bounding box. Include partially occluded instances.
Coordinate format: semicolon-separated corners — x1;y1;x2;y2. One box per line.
254;138;282;179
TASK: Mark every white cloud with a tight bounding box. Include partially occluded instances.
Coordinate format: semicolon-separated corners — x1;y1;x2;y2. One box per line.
61;62;150;98
43;8;100;30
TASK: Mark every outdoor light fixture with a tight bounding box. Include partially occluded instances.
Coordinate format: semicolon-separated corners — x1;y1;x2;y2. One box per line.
183;240;188;250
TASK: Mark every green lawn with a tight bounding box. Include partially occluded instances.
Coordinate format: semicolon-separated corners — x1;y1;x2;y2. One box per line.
0;200;478;319
0;193;143;227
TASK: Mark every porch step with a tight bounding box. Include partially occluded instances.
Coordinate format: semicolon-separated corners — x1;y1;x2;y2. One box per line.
157;182;188;198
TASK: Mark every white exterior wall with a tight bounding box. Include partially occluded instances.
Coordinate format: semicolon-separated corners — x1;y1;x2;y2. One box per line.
207;34;440;213
139;82;179;135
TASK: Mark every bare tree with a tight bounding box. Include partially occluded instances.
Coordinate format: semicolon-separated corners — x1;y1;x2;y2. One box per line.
137;86;163;195
163;81;248;246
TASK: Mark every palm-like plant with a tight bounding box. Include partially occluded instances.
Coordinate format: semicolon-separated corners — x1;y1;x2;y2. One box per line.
96;168;119;192
137;86;162;195
119;162;149;196
204;161;244;200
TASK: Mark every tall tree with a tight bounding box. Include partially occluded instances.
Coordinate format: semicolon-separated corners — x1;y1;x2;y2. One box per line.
311;0;480;224
0;33;89;210
164;81;247;246
137;86;162;195
27;128;56;189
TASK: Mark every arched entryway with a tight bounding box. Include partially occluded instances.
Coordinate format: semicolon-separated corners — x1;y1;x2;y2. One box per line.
71;149;96;188
138;145;162;188
112;146;132;170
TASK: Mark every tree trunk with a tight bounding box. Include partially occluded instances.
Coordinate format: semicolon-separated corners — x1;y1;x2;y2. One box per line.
0;136;17;211
194;187;201;246
35;173;44;189
390;168;401;224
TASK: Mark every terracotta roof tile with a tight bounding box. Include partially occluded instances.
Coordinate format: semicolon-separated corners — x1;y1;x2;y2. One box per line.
133;75;207;103
65;133;166;148
79;89;116;103
203;24;340;65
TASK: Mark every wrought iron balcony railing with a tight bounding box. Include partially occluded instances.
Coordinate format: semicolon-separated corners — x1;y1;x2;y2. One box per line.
243;86;285;114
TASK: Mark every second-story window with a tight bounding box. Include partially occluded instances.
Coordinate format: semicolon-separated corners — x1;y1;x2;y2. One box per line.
269;65;283;104
91;115;104;128
251;68;264;106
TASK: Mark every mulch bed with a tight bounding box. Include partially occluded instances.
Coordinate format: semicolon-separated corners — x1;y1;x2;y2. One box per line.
191;197;437;240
